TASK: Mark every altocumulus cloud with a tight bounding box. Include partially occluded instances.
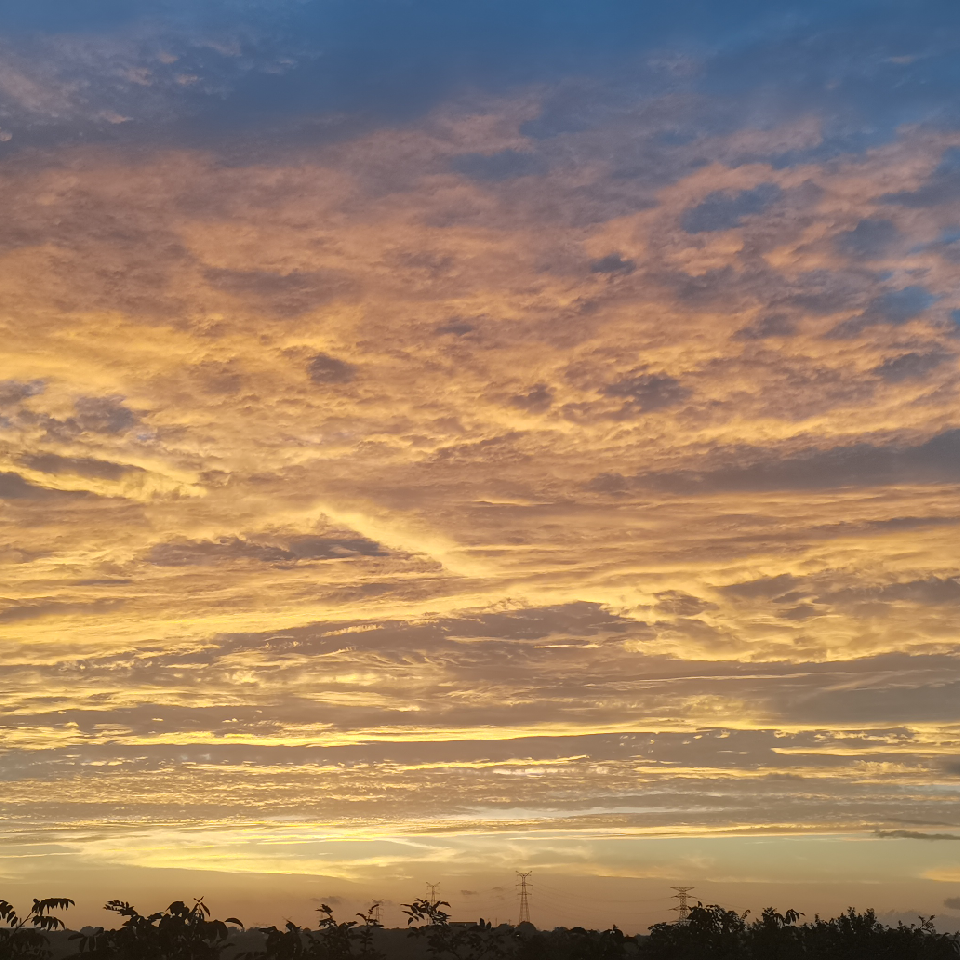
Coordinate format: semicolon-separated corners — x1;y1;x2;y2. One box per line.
3;0;960;919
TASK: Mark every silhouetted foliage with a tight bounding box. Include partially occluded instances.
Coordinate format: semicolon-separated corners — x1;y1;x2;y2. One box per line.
242;903;384;959
641;903;960;960
744;907;804;960
798;908;959;960
1;893;958;959
403;898;638;960
644;904;747;960
69;898;243;959
403;899;511;960
0;899;74;960
515;924;637;960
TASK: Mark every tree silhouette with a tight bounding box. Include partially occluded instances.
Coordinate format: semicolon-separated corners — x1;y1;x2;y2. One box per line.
402;898;510;960
1;891;958;958
69;898;243;958
0;898;74;960
241;902;385;959
641;902;960;960
644;903;746;959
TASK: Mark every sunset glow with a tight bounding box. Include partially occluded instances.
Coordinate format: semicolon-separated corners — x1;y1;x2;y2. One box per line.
2;0;960;933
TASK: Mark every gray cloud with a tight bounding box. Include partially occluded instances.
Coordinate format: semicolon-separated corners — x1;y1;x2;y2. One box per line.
779;270;869;316
782;679;960;725
450;150;546;182
720;574;801;599
835;219;899;259
204;602;646;666
438;601;639;643
144;534;385;567
0;598;125;623
872;350;952;383
26;396;141;443
0;471;86;500
877;830;960;841
865;516;960;532
308;353;357;385
509;383;554;412
726;574;960;611
805;577;960;609
874;578;960;605
883;148;960;207
670;266;737;305
776;603;821;621
21;452;141;481
601;371;688;412
0;379;44;408
734;314;797;340
435;320;476;337
654;591;716;616
868;287;938;324
592;429;960;494
589;253;636;275
72;396;137;435
831;286;937;336
205;267;352;316
680;183;781;233
192;360;245;395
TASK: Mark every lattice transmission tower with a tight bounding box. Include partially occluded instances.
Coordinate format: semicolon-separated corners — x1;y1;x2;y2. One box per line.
516;871;532;925
369;902;382;924
670;886;694;923
426;882;440;901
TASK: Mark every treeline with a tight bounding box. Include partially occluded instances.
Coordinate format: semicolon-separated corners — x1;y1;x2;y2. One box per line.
2;895;959;959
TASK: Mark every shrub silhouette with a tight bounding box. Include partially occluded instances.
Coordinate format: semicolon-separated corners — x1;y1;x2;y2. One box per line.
403;898;637;960
514;924;637;960
403;898;511;960
1;893;958;958
69;898;243;959
743;907;804;960
798;908;959;960
242;903;385;959
0;898;74;960
644;904;746;959
641;902;960;959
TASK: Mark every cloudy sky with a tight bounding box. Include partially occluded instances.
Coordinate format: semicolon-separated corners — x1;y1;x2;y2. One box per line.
3;0;960;933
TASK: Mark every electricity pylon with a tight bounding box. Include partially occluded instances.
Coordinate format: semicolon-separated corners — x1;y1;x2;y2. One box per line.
370;902;382;924
516;871;532;925
426;882;440;901
670;886;694;923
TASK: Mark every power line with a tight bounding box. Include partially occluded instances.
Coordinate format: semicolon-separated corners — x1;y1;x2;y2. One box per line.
516;872;532;926
671;887;694;923
534;896;670;919
535;881;674;905
531;889;675;922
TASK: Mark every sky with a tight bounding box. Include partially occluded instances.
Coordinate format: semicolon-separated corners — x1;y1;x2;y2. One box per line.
3;0;960;935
